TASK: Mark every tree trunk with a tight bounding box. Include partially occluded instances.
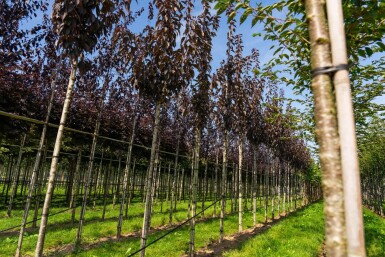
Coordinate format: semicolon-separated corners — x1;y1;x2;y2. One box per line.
65;158;76;205
294;174;297;210
277;160;281;216
252;145;257;226
153;154;161;206
35;57;78;257
219;130;228;243
213;150;219;217
71;150;82;226
33;146;48;228
92;151;104;208
170;129;180;223
140;102;161;257
20;156;32;199
325;1;366;255
264;164;268;223
238;138;243;232
128;159;136;209
3;154;14;202
283;163;287;215
288;169;291;212
231;164;235;213
189;128;201;256
179;168;185;202
260;168;263;208
244;165;248;212
271;161;275;221
2;155;13;198
102;158;112;220
165;163;171;204
7;133;27;217
113;155;122;209
201;161;208;217
76;73;109;245
187;154;194;219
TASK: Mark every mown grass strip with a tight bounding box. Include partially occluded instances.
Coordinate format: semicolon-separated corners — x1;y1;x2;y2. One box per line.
223;202;325;257
222;202;385;257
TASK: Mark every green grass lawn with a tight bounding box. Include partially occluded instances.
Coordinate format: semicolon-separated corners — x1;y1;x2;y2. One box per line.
223;201;325;257
4;192;383;257
363;208;385;256
69;204;272;257
223;202;385;257
0;192;292;256
1;192;291;257
0;184;305;257
0;199;213;256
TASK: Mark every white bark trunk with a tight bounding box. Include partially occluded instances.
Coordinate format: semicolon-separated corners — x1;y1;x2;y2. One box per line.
35;57;78;257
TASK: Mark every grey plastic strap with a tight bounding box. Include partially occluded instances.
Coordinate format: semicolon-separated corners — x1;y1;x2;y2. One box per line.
311;64;349;78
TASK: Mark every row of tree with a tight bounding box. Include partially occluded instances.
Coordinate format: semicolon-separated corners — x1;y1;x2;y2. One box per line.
0;1;321;256
359;115;385;216
215;0;384;256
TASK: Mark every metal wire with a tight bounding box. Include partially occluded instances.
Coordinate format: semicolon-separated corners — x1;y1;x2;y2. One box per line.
127;198;221;257
0;206;75;234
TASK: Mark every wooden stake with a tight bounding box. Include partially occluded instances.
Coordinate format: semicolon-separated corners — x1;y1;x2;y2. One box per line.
326;1;366;256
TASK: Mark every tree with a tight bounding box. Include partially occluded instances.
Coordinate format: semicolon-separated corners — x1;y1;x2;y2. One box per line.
127;1;185;255
15;14;62;256
76;38;115;245
231;42;260;232
180;0;218;254
35;1;117;255
359;115;385;216
211;8;237;240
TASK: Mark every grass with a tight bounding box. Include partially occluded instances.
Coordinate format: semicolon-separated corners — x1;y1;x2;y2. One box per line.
0;189;293;256
70;203;271;257
223;201;325;257
363;208;385;256
223;202;385;257
9;186;384;257
0;198;212;256
1;190;384;257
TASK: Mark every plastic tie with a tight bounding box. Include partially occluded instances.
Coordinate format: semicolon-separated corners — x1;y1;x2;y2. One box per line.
311;64;349;78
